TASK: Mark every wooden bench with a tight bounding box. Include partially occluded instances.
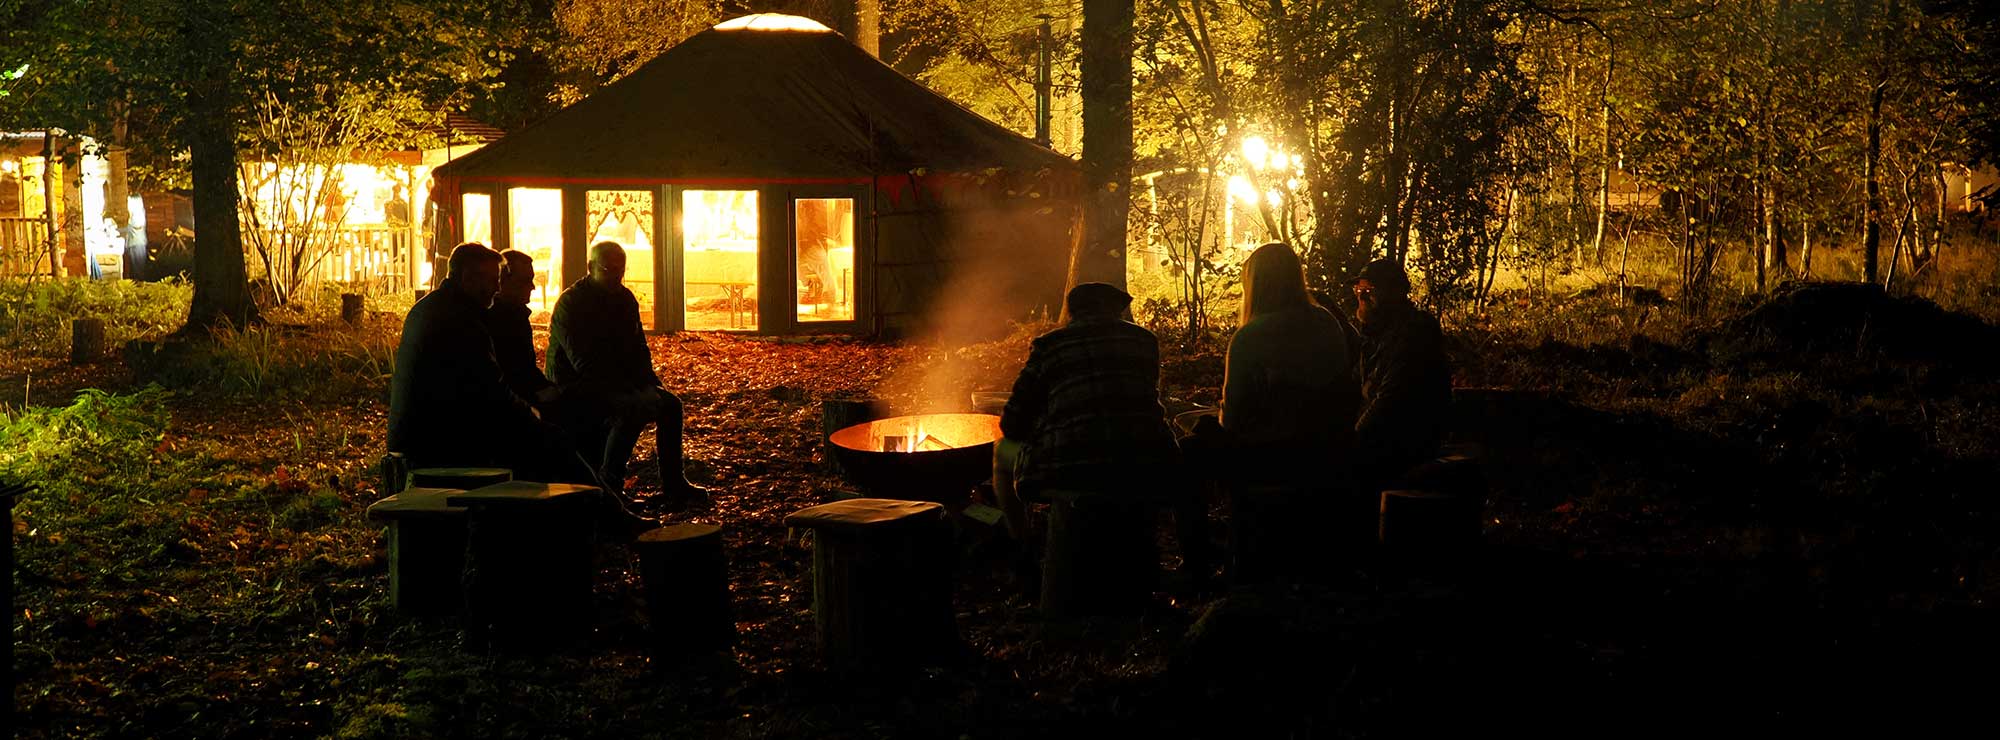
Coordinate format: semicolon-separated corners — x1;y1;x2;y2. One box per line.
365;487;468;616
635;524;735;660
448;481;599;651
1039;489;1155;619
410;467;513;490
785;498;956;671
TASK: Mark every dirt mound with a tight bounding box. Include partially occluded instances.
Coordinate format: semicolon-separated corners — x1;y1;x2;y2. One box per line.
1707;281;2000;371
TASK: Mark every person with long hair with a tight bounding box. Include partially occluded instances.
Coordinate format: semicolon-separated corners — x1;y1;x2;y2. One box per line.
1220;242;1360;469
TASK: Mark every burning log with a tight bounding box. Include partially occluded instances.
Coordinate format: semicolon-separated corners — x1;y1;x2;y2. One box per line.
636;523;736;660
785;498;957;672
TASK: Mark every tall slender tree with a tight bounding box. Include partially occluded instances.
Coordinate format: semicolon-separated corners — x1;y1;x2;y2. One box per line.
1078;0;1135;289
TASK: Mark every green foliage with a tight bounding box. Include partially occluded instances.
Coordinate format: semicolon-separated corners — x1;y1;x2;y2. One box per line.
138;321;399;400
0;386;172;486
0;278;191;356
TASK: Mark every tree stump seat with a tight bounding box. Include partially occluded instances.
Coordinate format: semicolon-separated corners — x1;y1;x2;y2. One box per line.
448;481;599;651
785;498;956;671
70;318;107;363
635;524;736;659
366;487;468;616
1040;489;1156;619
409;467;512;491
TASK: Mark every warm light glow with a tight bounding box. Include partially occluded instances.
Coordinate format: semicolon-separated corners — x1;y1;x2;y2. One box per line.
508;187;563;314
588;190;656;328
1265;189;1283;208
1226;175;1257;203
0;158;16;174
462;193;492;245
714;14;833;32
682;190;760;331
795;198;855;323
1241;136;1270;171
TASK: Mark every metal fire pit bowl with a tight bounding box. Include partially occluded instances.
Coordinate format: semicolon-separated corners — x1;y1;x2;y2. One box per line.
828;413;1002;500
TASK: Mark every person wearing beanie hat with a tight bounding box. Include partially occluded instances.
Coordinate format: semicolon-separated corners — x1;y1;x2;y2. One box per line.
1349;257;1452;490
992;281;1179;597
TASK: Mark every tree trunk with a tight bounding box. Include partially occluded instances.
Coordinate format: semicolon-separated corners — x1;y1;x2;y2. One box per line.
107;104;134;278
1075;0;1135;290
1592;45;1613;268
1801;216;1813;278
1754;180;1768;291
182;1;255;331
1863;79;1884;284
855;0;881;58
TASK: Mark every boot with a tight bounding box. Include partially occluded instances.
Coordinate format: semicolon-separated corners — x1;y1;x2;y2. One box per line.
655;417;713;507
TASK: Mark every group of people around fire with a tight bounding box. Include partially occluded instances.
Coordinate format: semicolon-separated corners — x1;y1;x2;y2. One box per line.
993;242;1449;591
386;238;1447;586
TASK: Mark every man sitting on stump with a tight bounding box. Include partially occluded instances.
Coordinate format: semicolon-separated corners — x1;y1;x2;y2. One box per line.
993;283;1184;598
1351;258;1453;490
487;249;560;407
547;241;711;505
390;243;600;492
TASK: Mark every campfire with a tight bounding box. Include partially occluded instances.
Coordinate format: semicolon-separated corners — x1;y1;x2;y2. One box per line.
827;413;1001;500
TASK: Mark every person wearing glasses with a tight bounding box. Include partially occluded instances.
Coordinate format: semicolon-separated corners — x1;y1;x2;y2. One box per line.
1349;258;1452;490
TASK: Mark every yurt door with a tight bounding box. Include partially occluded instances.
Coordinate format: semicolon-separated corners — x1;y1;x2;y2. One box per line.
776;186;868;333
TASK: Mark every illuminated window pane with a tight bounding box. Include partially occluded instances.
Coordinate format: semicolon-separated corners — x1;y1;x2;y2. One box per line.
507;188;563;318
461;193;491;246
795;198;854;323
588;190;656;330
681;190;758;331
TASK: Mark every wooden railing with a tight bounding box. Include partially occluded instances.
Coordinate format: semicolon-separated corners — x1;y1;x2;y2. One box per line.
246;225;423;296
0;217;56;279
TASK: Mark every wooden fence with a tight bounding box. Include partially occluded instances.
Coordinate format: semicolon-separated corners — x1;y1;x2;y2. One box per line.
246;225;422;297
0;217;56;279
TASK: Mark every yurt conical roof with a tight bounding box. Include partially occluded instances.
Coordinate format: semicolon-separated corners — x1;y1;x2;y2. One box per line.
434;14;1073;182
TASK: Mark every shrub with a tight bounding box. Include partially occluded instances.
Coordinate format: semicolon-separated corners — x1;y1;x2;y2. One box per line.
0;277;191;356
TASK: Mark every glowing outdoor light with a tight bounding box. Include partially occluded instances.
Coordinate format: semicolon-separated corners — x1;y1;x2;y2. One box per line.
0;158;16;174
1227;175;1257;203
1265;189;1283;208
1241;136;1270;171
714;14;833;32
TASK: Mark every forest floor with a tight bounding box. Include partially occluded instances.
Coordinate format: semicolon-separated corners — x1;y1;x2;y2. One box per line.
9;281;2000;738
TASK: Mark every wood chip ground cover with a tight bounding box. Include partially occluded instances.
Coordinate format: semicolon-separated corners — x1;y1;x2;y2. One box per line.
7;310;1999;738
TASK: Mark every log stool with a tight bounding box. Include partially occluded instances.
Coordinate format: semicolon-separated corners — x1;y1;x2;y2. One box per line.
1378;489;1483;559
635;524;736;660
366;487;468;616
1229;485;1364;585
70;318;107;363
449;481;598;651
1040;489;1155;619
410;467;512;490
785;498;955;671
